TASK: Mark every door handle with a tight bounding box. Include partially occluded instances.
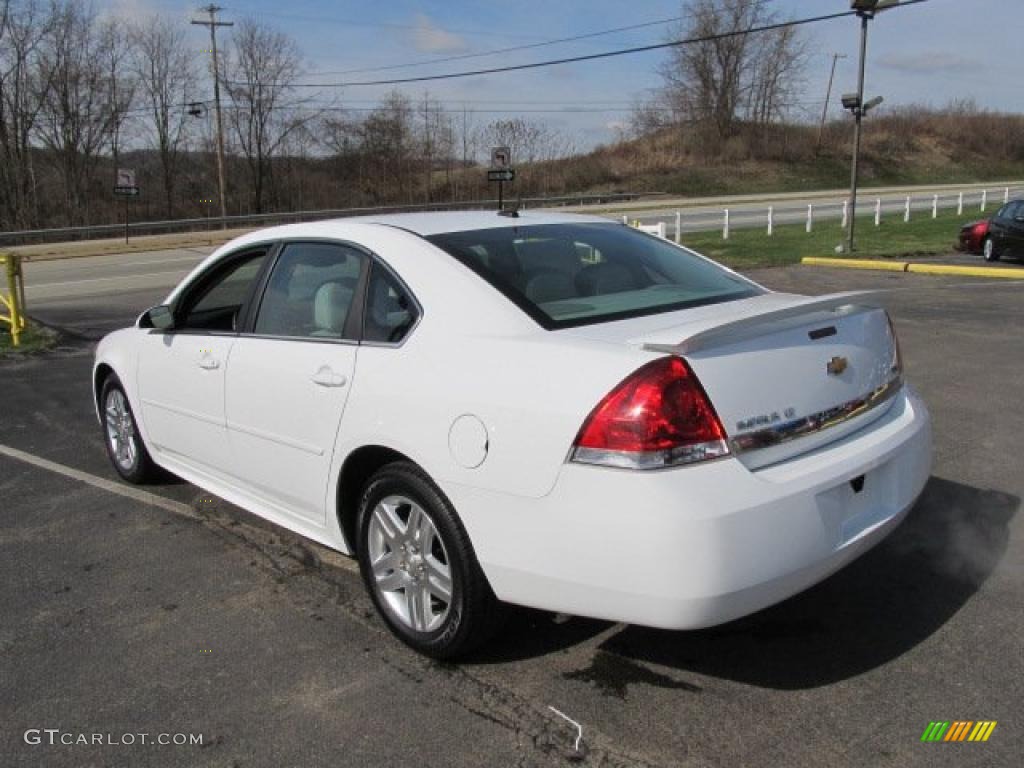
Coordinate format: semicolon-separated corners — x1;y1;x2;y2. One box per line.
310;366;347;388
198;356;220;370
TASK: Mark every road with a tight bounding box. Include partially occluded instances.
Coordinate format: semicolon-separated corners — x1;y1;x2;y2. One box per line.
22;246;214;338
3;246;1022;766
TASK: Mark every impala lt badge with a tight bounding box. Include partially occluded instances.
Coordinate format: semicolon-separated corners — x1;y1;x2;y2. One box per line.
827;356;848;376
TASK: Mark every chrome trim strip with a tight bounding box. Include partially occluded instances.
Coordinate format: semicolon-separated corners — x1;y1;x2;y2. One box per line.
729;377;903;454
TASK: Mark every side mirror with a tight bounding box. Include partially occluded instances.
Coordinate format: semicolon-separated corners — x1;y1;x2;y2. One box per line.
141;305;175;331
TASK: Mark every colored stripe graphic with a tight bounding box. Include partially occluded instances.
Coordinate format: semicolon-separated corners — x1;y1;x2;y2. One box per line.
945;721;972;741
973;722;997;742
922;721;997;743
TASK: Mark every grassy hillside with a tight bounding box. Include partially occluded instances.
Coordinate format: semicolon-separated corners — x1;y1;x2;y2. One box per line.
528;107;1024;199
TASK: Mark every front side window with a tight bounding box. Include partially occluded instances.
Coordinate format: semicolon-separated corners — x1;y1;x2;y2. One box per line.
427;223;761;329
254;242;365;339
178;250;268;331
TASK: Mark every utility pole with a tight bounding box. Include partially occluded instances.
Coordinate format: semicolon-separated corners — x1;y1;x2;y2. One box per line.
816;53;846;153
191;5;233;222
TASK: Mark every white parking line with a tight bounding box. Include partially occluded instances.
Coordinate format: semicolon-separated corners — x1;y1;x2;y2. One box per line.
0;442;201;518
0;442;359;573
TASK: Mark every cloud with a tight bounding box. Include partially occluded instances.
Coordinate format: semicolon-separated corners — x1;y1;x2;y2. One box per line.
878;51;984;74
409;14;469;54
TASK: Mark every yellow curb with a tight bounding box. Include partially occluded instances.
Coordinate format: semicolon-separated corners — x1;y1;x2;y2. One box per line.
802;257;909;272
906;263;1024;278
801;256;1024;279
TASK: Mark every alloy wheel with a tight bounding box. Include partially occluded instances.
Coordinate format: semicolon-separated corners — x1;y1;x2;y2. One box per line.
366;494;453;633
105;389;137;472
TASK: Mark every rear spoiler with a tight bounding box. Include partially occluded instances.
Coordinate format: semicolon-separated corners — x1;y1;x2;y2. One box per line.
643;291;884;356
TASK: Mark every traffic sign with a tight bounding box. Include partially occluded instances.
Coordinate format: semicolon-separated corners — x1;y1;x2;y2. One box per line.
487;169;515;182
490;146;511;169
114;168;139;196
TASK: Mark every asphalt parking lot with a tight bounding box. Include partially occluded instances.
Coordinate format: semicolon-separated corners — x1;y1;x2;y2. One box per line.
2;256;1022;767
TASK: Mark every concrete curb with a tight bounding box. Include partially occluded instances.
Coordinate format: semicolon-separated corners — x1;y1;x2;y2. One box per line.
801;257;1024;279
802;257;910;272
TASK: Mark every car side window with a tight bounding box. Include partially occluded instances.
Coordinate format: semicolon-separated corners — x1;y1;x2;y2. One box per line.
253;242;366;340
178;251;268;332
363;262;418;344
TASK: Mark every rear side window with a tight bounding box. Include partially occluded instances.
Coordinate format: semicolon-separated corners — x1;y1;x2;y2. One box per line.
427;223;761;329
254;242;365;339
363;262;418;344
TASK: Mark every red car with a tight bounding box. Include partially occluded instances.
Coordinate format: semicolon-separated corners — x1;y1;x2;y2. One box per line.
957;219;989;254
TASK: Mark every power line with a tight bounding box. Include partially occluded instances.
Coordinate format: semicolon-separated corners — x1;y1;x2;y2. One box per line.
299;15;690;78
271;9;862;89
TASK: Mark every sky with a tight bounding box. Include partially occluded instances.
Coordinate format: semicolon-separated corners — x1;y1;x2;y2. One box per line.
112;0;1019;150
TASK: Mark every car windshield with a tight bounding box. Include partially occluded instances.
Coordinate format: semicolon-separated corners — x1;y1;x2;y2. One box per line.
427;223;762;329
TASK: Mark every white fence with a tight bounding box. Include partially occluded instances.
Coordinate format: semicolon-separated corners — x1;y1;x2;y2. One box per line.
629;185;1022;243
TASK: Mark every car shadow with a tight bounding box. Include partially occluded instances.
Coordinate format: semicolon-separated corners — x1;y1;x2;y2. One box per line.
594;476;1017;689
465;605;616;664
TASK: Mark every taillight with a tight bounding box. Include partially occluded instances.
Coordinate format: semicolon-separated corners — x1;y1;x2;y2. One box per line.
570;357;730;470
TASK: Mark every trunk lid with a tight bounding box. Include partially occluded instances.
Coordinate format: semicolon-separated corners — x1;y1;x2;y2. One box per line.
567;292;902;469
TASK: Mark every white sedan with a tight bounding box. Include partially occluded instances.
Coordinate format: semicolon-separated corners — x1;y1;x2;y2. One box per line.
93;211;931;658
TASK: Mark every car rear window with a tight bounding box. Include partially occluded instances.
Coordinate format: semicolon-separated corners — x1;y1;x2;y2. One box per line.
427;223;761;329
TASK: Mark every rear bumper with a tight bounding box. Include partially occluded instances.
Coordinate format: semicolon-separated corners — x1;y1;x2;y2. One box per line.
448;385;931;629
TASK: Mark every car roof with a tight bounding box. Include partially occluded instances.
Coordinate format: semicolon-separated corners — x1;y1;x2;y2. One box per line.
354;209;614;236
234;209;617;243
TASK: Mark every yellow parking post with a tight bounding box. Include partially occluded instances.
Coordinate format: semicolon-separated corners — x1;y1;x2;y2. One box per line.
1;252;26;347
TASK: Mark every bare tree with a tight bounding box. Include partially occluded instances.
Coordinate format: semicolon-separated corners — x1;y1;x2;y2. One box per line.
746;24;808;126
0;0;52;228
34;2;129;224
131;15;192;216
658;0;806;144
100;18;134;195
357;91;416;203
225;19;312;213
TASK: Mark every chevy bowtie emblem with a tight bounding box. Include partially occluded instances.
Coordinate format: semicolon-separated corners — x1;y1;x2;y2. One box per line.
826;356;848;376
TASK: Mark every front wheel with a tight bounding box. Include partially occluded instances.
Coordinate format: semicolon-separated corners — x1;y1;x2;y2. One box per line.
101;375;159;484
983;236;1000;262
356;462;502;659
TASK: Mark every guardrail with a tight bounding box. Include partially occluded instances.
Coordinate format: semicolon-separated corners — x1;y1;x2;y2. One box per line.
0;252;26;346
0;192;664;247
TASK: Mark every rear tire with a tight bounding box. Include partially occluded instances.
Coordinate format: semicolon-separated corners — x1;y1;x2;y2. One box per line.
356;461;502;659
100;375;159;484
983;236;1000;262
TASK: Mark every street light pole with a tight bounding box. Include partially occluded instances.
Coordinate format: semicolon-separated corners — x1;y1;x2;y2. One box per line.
846;12;870;254
191;5;233;223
